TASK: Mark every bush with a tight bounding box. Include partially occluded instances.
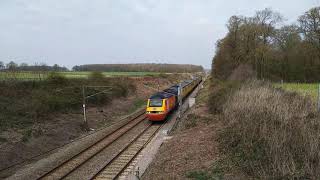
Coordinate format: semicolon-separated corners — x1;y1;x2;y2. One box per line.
220;80;320;179
186;160;225;180
159;73;168;78
184;113;198;129
88;71;105;81
111;77;136;97
47;72;68;85
208;78;240;113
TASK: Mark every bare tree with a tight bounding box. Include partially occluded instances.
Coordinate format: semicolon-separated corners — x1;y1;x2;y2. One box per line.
255;8;283;44
299;7;320;57
0;61;4;70
6;61;18;70
53;64;60;71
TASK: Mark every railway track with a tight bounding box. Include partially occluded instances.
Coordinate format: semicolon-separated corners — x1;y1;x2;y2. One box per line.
38;112;149;180
91;123;163;180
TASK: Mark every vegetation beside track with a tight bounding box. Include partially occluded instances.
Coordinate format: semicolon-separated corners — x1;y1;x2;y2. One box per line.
144;5;320;180
144;78;320;179
0;72;135;131
215;80;320;179
0;71;186;178
206;5;320;179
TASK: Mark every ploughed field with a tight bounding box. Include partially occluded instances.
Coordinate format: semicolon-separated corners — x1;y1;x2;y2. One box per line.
0;71;164;80
275;83;319;100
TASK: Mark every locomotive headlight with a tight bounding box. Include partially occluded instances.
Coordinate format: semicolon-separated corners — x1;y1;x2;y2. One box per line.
146;111;151;114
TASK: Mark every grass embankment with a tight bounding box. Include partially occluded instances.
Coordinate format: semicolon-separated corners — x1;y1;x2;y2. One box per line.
0;73;135;132
205;79;320;179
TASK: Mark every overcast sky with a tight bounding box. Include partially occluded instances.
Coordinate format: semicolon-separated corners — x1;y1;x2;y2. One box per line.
0;0;319;69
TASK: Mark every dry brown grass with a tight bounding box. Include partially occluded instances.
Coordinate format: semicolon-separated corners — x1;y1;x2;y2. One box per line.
221;80;320;179
142;108;220;180
208;78;240;114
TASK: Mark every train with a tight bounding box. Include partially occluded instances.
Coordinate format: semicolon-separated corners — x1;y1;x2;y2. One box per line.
146;76;202;121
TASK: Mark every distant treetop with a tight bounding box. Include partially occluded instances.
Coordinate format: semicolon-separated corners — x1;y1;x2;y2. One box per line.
72;63;204;73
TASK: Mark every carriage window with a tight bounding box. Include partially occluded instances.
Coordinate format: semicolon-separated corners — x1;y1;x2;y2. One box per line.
149;99;163;107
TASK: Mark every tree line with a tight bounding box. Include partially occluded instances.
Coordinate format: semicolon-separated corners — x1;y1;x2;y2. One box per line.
212;6;320;82
0;61;68;72
72;63;204;73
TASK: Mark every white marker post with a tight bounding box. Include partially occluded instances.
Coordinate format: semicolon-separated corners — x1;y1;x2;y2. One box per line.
82;86;88;130
82;86;112;131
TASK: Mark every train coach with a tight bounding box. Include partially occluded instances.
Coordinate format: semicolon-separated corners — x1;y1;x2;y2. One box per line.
146;77;202;121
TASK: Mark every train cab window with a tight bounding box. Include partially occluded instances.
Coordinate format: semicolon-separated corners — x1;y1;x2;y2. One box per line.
149;99;163;107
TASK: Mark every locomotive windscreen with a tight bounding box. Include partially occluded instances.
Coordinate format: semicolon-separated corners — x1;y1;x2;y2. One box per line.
149;99;163;107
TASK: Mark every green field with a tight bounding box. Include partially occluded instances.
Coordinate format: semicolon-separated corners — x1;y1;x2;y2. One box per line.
0;71;163;80
275;83;319;100
59;71;163;78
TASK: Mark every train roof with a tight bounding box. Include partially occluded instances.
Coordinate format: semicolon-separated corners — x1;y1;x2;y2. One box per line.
149;78;198;99
149;92;174;99
181;80;192;87
163;87;178;95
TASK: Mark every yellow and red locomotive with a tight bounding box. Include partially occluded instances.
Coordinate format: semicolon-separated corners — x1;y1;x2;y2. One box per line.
146;77;202;121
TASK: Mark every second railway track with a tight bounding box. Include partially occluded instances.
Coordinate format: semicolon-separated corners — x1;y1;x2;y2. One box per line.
92;123;163;180
38;112;152;180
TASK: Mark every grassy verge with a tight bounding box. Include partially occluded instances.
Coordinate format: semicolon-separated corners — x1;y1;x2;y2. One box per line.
208;78;241;114
218;80;320;179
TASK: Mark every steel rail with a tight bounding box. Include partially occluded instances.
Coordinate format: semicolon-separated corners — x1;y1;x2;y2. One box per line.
91;121;165;180
38;113;146;180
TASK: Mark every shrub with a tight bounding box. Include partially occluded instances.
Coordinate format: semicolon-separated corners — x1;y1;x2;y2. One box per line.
220;80;320;179
159;73;168;78
22;129;32;142
88;71;105;81
208;78;240;113
111;77;136;97
47;72;68;85
184;113;198;129
186;160;225;180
